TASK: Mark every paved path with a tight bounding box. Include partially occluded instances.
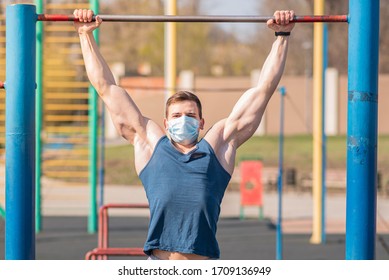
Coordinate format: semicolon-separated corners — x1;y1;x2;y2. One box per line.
1;180;388;260
24;179;389;234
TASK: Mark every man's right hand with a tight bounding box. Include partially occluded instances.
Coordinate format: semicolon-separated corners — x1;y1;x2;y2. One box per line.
73;9;102;34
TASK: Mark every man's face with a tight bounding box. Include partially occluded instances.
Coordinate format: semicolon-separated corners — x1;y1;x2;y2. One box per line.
164;100;204;131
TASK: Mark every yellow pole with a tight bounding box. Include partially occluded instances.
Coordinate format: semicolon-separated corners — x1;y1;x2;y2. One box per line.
164;0;177;98
311;0;324;244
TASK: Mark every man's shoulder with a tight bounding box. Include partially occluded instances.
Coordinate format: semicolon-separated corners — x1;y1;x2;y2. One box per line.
203;118;233;151
203;119;224;140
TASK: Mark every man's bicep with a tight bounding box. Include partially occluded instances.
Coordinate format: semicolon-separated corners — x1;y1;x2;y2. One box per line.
101;85;150;140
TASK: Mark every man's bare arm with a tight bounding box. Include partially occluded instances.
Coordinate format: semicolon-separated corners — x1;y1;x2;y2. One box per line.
74;9;164;146
221;10;295;148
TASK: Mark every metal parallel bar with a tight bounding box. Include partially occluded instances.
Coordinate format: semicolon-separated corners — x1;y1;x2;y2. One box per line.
98;204;149;260
37;14;348;23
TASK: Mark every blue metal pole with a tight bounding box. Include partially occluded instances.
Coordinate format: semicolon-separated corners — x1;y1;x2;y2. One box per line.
276;86;286;260
99;104;105;208
5;4;37;260
321;23;328;244
346;0;379;259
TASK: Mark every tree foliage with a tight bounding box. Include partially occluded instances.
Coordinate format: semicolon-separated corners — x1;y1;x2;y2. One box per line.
98;0;388;76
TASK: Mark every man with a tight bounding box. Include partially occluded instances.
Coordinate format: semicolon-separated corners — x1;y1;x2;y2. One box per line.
74;9;295;260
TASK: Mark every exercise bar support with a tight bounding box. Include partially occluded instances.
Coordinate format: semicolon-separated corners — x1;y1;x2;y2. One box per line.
37;14;348;23
346;0;379;260
6;4;36;260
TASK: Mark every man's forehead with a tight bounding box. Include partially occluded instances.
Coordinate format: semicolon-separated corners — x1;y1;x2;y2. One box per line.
168;101;199;113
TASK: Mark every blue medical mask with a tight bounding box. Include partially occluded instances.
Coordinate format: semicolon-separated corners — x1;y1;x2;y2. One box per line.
167;115;200;145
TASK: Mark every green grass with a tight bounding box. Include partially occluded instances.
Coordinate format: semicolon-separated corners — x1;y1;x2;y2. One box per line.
104;135;389;186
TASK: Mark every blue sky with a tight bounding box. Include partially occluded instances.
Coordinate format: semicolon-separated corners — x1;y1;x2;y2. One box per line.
199;0;260;41
199;0;259;15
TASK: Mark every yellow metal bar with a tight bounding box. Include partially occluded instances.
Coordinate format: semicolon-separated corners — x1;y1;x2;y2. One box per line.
43;171;89;178
45;37;80;43
44;137;88;144
44;71;79;77
43;47;81;55
164;0;177;98
311;0;324;245
43;160;89;167
44;115;89;121
45;26;78;32
45;104;89;110
45;126;89;133
44;59;85;66
44;49;82;55
44;149;89;156
45;81;89;88
45;93;88;99
46;3;90;10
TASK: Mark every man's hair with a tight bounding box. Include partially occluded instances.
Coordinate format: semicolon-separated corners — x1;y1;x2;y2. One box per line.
165;90;203;119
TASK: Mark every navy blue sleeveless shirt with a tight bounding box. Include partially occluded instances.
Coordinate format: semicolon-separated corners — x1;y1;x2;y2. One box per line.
139;136;231;259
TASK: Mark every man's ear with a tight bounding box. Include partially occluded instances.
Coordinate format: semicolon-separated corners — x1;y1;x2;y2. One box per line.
164;118;168;130
199;118;205;130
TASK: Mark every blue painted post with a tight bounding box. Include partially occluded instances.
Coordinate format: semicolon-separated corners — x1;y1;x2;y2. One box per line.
99;105;105;209
346;0;379;259
276;86;286;260
5;4;37;259
321;23;328;244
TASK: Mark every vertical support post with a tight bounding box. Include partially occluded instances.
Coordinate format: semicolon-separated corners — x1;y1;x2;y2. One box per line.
88;0;99;233
311;0;324;245
321;23;328;244
276;86;286;260
35;0;43;233
5;4;36;259
346;0;379;259
164;0;177;98
0;205;5;219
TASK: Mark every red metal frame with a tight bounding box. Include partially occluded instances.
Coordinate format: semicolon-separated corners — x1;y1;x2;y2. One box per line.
37;14;348;23
85;203;149;260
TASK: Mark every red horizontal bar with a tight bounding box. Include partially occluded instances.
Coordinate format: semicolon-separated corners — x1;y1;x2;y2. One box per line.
37;14;348;23
100;203;149;210
0;81;4;89
85;247;146;260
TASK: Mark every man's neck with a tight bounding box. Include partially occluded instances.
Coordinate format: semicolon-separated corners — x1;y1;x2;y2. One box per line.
171;140;198;154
